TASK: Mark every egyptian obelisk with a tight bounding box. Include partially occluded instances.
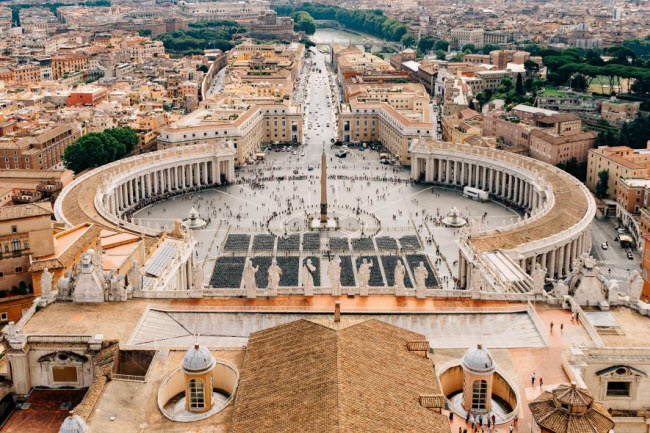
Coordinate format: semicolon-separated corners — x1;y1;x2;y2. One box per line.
320;150;327;224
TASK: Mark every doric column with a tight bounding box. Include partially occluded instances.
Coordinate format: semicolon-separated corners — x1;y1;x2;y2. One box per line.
557;244;565;277
445;159;451;183
564;242;571;274
548;249;556;278
461;162;466;186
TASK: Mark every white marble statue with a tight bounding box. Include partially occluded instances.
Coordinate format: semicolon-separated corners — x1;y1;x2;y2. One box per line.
57;271;72;300
468;218;480;238
414;262;428;298
267;258;282;296
243;258;258;299
40;268;53;298
2;321;16;339
531;263;546;294
357;258;373;296
328;255;342;296
192;265;204;291
394;260;407;296
127;260;142;292
628;270;643;301
302;259;316;296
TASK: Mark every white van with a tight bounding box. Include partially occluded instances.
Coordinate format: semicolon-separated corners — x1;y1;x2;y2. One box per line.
463;186;489;201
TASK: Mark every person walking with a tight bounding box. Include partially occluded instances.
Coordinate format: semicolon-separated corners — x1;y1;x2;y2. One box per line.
531;372;536;385
560;323;564;333
540;377;544;387
509;424;514;433
550;321;554;334
513;415;518;427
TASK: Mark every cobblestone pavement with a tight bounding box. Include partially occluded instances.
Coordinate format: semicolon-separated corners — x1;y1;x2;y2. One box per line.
133;50;521;289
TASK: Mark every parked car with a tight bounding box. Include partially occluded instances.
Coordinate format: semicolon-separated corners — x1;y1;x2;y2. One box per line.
618;228;626;234
308;166;314;171
601;242;608;250
627;251;634;260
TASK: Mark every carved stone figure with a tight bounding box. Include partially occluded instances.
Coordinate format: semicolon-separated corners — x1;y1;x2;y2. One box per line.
394;260;407;296
243;258;258;299
72;252;106;303
468;219;480;238
2;321;16;339
358;258;373;296
328;255;342;296
106;274;127;302
192;265;204;291
628;270;643;301
302;259;316;297
267;258;282;296
414;262;428;298
531;263;546;294
127;260;142;292
40;268;53;298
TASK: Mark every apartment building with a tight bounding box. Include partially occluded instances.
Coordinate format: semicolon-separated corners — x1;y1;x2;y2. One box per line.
483;105;596;165
158;96;303;164
586;145;650;199
337;83;434;163
442;109;483;144
52;53;89;80
601;99;641;126
0;123;80;170
0;202;54;323
449;28;509;48
617;178;650;214
66;86;109;107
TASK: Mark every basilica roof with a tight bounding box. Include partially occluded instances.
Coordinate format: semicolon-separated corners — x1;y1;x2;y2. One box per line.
230;319;450;433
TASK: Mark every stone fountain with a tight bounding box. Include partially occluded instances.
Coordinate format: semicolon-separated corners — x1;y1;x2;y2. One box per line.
181;207;207;230
442;206;467;227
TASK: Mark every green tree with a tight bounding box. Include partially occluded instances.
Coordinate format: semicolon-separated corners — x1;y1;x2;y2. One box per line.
435;50;446;60
434;39;449;51
290;11;316;35
401;34;416;48
417;36;436;54
462;43;477;53
570;73;588;92
481;44;499;54
556;157;587;181
515;73;524;95
138;29;152;37
300;38;316;49
63;128;139;173
524;60;539;76
595;170;610;199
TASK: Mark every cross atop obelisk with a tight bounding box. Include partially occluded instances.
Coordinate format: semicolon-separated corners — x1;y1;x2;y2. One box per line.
320;150;327;224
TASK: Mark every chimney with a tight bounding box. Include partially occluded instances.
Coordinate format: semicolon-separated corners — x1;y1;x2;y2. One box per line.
334;301;340;323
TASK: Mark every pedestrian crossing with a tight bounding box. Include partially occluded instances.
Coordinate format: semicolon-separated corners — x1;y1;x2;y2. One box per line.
596;261;630;279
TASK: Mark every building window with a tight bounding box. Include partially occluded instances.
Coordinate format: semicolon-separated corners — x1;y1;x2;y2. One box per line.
0;313;6;321
606;381;631;397
11;225;16;233
471;380;488;410
11;239;20;252
189;378;205;409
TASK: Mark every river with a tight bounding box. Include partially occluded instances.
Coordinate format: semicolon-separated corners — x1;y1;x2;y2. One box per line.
312;28;388;55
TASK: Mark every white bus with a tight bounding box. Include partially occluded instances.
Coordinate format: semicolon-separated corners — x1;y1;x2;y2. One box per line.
463;186;489;202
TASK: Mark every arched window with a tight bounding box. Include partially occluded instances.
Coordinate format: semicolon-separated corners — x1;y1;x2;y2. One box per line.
189;378;205;410
11;239;20;252
472;380;488;411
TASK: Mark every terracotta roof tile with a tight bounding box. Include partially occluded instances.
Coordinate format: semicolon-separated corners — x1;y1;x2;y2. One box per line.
230;319;450;433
